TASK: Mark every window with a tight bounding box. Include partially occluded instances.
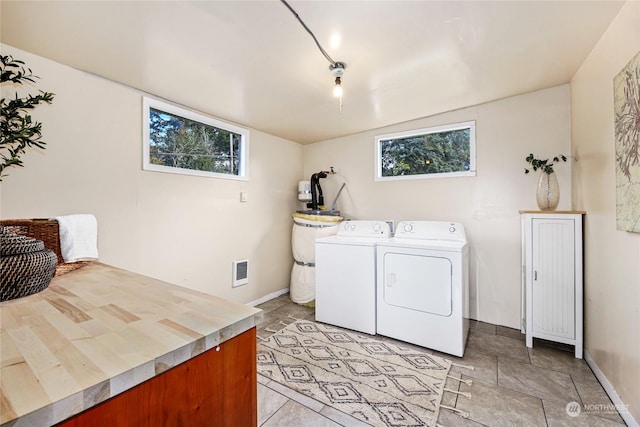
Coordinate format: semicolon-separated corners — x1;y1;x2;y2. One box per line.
143;97;249;180
376;121;476;180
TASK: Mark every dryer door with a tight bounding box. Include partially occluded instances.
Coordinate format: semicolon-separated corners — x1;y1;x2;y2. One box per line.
382;252;452;316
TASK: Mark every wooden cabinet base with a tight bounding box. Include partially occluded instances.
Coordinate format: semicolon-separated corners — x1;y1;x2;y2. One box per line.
56;328;257;427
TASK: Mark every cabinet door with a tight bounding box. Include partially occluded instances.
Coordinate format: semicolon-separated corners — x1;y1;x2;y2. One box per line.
531;219;575;340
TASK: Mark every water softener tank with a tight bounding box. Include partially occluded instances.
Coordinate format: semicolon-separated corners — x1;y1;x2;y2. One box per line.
290;212;342;305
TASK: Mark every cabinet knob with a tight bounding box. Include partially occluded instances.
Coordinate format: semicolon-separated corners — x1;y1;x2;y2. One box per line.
534;271;537;281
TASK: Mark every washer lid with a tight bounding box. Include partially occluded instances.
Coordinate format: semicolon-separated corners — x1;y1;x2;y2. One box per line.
316;235;389;246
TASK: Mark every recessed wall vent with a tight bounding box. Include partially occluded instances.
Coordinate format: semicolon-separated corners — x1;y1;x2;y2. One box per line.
233;259;249;287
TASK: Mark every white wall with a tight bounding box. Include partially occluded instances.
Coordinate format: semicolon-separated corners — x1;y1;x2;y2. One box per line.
303;85;572;329
0;44;303;303
570;1;640;421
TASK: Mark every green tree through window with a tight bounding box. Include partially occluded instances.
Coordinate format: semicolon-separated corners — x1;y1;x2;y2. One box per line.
377;122;475;179
149;108;240;175
143;97;248;180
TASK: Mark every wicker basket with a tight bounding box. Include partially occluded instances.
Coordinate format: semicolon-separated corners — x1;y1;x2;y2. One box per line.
1;227;57;302
0;219;89;276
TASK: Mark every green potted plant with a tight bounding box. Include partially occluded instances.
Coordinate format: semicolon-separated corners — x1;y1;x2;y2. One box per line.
524;153;567;210
0;54;55;181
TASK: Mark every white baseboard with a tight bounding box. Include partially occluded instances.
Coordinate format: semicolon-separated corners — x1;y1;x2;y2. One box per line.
247;287;289;307
584;350;639;427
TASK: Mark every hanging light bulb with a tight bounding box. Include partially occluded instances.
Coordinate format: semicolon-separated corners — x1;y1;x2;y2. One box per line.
333;76;343;98
329;62;346;109
280;1;348;110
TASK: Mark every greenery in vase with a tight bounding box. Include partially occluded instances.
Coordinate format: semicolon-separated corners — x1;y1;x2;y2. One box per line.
524;153;567;175
0;54;55;181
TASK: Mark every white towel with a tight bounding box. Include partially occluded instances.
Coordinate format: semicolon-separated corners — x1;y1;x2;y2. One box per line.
53;214;99;262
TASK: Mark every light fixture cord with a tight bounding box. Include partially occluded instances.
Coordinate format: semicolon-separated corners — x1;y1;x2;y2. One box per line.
280;0;336;66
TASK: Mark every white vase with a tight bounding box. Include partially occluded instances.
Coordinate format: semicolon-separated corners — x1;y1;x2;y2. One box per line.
536;172;560;210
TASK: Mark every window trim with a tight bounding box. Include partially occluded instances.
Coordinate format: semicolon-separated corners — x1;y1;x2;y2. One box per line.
374;120;476;181
142;96;249;181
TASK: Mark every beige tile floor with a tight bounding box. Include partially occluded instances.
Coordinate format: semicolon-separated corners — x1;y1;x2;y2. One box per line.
256;294;626;427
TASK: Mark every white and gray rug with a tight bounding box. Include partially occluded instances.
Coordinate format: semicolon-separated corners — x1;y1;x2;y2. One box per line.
257;320;456;427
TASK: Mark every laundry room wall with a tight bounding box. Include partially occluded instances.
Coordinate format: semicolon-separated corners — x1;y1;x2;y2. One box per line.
0;44;303;304
303;85;572;329
570;0;640;421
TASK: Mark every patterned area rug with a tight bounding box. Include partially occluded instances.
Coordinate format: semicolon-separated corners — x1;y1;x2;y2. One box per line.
257;320;454;427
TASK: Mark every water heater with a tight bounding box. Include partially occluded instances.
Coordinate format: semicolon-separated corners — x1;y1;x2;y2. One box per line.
298;180;311;201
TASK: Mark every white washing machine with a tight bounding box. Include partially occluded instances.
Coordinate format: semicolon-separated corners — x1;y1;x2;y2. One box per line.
315;220;391;334
376;221;469;357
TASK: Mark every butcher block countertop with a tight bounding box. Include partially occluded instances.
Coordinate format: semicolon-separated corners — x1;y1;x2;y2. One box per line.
0;263;263;426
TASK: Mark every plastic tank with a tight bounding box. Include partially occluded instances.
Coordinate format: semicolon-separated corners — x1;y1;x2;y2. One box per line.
290;212;342;304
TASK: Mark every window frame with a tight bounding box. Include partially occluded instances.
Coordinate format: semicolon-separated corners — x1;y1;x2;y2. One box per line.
142;96;249;181
375;120;476;181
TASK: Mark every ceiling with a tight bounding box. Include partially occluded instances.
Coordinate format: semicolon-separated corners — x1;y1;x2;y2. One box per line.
0;1;624;144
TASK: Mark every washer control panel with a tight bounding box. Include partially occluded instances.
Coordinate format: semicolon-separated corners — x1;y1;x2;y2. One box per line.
337;220;391;237
395;221;466;241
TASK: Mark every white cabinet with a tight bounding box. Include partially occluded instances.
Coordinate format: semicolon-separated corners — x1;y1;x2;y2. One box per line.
521;211;585;358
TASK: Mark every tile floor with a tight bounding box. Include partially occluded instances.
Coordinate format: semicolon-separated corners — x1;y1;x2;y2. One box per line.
255;294;626;427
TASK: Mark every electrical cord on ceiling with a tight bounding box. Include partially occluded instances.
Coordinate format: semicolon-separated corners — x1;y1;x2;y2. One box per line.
280;0;336;66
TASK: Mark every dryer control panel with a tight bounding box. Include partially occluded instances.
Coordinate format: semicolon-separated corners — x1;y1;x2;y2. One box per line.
337;220;391;237
395;221;466;242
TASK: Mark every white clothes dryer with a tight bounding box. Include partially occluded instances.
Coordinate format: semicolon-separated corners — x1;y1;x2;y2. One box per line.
376;221;469;357
315;220;391;334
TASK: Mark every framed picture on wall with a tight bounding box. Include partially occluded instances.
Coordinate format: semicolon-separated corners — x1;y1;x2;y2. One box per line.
614;50;640;233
